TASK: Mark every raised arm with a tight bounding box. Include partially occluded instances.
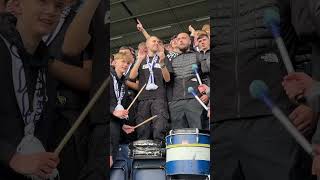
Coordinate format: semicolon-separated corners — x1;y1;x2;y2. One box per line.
62;0;101;56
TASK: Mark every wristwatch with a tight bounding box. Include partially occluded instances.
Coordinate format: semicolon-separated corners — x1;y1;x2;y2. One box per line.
160;63;166;68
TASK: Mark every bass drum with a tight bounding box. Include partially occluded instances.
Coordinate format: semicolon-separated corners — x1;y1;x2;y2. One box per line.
165;128;210;176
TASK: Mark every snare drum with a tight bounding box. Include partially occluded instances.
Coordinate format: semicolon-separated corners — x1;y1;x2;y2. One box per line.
129;140;165;159
165;129;210;176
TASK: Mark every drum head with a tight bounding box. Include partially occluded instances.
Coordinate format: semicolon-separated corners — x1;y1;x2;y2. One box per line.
169;128;209;135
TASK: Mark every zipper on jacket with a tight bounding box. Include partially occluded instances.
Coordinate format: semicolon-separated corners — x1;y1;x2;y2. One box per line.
183;78;186;97
183;54;186;97
234;0;240;118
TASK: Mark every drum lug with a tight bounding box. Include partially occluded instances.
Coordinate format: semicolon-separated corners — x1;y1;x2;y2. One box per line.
170;136;172;145
196;128;199;143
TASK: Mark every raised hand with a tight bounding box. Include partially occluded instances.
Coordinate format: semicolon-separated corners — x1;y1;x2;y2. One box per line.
137;49;147;63
188;25;196;36
137;19;144;32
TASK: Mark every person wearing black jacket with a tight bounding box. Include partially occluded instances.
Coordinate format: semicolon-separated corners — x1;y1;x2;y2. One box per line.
197;34;210;85
197;34;210;130
282;0;320;178
0;0;64;179
282;72;320;176
169;32;208;129
54;1;111;179
42;1;94;179
109;52;135;167
209;0;316;179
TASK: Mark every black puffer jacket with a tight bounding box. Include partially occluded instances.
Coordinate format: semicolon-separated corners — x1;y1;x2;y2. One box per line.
210;0;300;121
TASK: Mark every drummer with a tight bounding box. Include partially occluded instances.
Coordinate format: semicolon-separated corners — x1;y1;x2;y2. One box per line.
110;52;135;166
129;36;171;143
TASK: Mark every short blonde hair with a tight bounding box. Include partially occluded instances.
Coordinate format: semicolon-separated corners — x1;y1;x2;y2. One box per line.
202;24;210;31
202;24;210;35
113;52;130;63
196;30;207;37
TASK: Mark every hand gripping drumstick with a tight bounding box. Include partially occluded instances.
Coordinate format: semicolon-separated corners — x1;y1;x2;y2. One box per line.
188;87;209;111
134;115;158;129
55;77;110;155
250;80;313;156
250;81;320;179
126;84;146;111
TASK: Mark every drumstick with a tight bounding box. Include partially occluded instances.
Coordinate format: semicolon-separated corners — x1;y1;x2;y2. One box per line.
134;115;158;129
126;84;146;111
55;77;110;155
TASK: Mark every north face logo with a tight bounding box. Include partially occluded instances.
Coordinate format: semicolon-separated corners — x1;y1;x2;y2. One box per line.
104;10;110;24
261;53;279;63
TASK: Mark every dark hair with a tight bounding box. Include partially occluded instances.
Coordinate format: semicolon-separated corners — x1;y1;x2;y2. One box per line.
197;34;209;41
170;35;177;41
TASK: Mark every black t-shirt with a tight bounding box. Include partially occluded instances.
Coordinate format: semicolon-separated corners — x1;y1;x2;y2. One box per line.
137;56;172;100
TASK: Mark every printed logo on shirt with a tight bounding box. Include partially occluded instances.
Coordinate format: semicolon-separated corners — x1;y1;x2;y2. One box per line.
261;53;279;63
154;63;161;68
142;64;148;69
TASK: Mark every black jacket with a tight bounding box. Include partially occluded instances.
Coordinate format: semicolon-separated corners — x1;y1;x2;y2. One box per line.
170;50;202;101
210;0;300;121
197;50;210;85
0;14;56;179
45;5;91;180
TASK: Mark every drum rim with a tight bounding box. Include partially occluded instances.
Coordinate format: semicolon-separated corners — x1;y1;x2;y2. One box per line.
166;144;210;149
131;140;162;143
169;128;210;133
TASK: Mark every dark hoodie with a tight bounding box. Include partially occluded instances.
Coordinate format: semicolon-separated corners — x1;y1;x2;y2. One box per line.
0;13;56;179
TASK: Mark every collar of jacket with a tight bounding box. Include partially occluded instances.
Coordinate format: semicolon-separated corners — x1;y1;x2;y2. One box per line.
110;67;127;82
0;13;48;68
